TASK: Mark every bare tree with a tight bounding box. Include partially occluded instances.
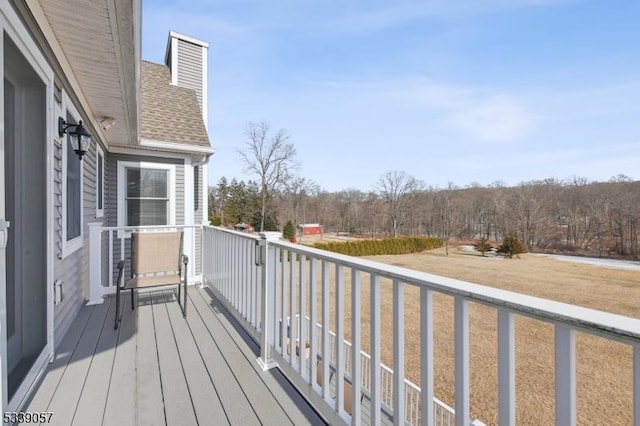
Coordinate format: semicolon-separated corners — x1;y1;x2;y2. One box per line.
376;171;423;238
238;121;297;231
284;176;316;227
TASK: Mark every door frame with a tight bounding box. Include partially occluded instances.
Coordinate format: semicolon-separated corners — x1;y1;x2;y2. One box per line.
0;2;55;412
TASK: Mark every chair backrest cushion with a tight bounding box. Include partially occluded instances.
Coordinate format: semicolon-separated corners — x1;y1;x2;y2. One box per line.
132;231;182;275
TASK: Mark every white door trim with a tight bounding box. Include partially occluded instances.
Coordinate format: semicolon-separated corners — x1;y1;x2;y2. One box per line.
0;2;55;412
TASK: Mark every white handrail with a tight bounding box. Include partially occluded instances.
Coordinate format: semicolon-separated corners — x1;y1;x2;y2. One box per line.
202;225;640;426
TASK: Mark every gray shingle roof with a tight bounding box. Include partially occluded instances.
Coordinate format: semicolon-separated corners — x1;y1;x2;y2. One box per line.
140;61;210;148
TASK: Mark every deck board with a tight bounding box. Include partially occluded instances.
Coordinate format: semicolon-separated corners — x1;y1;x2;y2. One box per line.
102;293;137;426
136;294;165;426
22;305;94;415
151;291;198;426
190;289;296;425
43;300;110;425
71;297;119;426
162;289;229;425
184;292;261;426
134;292;166;426
22;287;326;426
192;288;323;426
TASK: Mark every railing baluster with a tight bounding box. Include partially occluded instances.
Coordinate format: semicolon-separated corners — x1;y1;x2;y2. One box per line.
336;264;345;415
279;248;286;353
108;230;113;290
634;345;640;426
454;296;469;426
291;250;298;369
310;258;318;388
498;308;516;426
321;260;331;401
352;268;362;424
420;287;434;426
120;235;126;282
393;279;405;426
299;254;307;378
555;324;576;426
370;273;381;426
242;239;247;318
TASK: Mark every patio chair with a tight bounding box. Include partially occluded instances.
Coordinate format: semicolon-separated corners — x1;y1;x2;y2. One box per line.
114;231;189;329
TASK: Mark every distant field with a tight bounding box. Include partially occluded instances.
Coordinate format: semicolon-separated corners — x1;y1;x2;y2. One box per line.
310;243;638;425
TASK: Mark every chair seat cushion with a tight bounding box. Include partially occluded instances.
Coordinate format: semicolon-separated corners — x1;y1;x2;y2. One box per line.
125;274;182;289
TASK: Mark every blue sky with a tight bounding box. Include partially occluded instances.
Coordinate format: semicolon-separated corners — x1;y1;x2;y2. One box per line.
142;0;640;191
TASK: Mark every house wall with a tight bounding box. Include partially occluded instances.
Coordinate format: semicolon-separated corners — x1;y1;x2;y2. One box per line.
105;154;185;284
53;127;105;346
176;38;203;111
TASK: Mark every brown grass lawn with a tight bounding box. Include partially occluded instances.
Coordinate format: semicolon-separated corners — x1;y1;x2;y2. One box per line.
304;245;639;425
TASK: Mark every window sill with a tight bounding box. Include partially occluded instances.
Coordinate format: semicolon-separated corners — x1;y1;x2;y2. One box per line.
60;236;83;259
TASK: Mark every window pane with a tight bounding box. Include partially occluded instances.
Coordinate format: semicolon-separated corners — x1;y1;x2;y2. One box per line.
126;168;167;198
66;137;81;240
127;199;168;226
97;153;103;210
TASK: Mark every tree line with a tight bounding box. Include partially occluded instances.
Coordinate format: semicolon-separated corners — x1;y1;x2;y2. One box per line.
217;121;639;259
210;173;640;259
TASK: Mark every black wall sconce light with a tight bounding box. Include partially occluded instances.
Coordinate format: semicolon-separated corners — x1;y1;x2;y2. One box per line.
58;117;91;160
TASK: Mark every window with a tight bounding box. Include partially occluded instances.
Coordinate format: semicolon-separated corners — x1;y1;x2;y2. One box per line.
126;168;169;226
96;145;104;218
62;110;83;256
117;161;175;231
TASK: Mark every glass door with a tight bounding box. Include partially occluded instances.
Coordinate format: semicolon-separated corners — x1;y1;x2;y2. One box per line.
3;33;48;404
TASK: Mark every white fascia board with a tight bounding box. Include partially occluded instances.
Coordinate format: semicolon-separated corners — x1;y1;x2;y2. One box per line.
140;138;215;155
169;31;210;48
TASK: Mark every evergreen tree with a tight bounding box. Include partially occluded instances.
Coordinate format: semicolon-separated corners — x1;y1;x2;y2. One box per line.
497;235;527;259
283;220;296;241
474;237;493;256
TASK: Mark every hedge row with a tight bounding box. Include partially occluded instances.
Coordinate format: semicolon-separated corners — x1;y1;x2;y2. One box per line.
313;237;443;256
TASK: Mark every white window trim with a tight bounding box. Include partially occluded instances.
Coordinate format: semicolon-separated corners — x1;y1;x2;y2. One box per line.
117;161;176;237
95;144;105;218
60;96;84;258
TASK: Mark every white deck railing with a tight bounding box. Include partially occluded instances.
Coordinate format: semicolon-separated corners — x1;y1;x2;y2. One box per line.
88;223;202;304
201;225;640;426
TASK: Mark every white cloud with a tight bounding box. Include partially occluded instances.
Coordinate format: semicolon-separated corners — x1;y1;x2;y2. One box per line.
392;81;537;142
451;95;537;141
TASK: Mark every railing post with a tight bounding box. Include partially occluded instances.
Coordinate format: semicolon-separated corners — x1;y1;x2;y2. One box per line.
87;223;104;305
498;308;516;426
454;296;470;426
634;344;640;426
555;324;576;426
257;231;281;371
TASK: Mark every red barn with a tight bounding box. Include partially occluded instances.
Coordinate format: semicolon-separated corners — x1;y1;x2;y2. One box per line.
297;223;323;236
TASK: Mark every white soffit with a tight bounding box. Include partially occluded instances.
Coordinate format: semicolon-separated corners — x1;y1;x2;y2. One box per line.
34;0;139;147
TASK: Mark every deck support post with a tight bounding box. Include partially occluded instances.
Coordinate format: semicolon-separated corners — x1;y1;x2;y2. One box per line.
257;232;281;371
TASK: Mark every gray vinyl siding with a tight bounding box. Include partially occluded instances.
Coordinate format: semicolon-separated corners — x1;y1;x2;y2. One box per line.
53;141;104;346
105;154;185;285
176;39;203;110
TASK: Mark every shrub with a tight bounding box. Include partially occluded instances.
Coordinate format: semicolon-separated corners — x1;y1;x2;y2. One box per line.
474;237;493;256
209;215;222;226
497;235;527;259
313;237;443;257
283;220;296;241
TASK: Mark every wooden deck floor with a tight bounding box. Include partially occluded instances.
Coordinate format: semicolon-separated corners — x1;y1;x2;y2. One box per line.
22;287;326;426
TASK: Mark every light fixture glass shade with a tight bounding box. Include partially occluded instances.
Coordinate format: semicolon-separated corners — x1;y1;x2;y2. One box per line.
73;122;91;159
59;117;92;160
